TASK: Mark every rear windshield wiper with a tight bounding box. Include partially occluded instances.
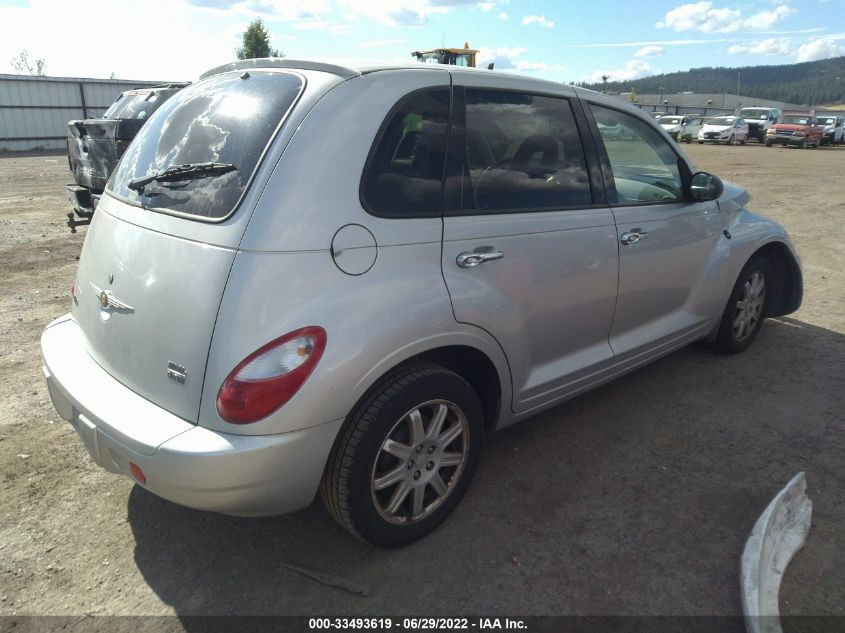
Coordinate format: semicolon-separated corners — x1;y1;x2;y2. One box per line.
128;162;237;193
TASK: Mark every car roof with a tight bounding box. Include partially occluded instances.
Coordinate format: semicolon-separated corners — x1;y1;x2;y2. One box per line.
199;57;594;96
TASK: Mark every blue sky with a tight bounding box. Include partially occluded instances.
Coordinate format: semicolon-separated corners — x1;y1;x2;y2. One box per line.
1;0;843;82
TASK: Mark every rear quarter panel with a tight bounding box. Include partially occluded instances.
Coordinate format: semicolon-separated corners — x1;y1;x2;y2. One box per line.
199;70;512;435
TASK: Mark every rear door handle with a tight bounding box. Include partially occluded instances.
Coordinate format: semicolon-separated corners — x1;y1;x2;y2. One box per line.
456;249;504;268
620;229;648;245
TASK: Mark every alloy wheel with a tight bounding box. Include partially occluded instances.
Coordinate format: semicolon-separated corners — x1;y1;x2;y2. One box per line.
733;271;766;342
370;400;469;525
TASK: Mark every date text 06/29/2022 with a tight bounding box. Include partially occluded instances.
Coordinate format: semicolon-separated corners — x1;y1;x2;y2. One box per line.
308;618;528;630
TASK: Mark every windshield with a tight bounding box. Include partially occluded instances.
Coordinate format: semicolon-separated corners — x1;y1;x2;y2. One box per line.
659;117;682;124
103;91;162;120
740;109;769;120
816;117;835;125
780;115;811;125
706;117;734;125
107;70;303;219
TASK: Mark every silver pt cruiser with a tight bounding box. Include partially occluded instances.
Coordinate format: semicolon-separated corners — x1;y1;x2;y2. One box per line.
41;59;802;547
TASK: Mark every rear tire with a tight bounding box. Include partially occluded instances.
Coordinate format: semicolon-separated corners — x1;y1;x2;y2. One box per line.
711;255;771;354
320;363;483;547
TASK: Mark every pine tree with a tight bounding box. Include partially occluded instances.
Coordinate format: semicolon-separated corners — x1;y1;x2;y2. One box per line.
236;18;282;60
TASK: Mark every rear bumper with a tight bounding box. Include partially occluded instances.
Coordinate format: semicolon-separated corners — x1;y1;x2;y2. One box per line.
66;184;100;217
41;315;342;517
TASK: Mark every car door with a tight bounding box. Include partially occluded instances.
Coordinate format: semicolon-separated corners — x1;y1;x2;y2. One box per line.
441;76;619;414
587;102;723;372
737;117;749;140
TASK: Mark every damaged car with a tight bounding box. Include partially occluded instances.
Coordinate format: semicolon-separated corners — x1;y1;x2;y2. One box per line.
65;82;189;232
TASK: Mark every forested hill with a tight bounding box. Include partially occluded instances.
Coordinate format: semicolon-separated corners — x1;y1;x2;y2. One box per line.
577;56;845;106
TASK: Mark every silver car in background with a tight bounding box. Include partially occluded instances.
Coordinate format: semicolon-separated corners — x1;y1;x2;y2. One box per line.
41;59;802;547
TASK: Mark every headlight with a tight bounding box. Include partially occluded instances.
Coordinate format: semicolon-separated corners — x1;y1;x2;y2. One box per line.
794;131;805;137
766;129;775;135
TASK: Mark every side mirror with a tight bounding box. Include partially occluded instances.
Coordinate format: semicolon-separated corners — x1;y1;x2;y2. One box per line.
689;171;724;202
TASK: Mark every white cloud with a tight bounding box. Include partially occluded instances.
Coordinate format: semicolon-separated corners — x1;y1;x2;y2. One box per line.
515;61;548;71
498;11;509;20
478;0;508;11
336;0;456;26
634;45;664;58
476;46;526;69
475;46;552;73
521;14;554;28
587;59;658;82
795;37;845;61
745;5;796;31
728;38;793;56
656;2;796;33
357;39;407;48
0;0;241;80
292;20;353;33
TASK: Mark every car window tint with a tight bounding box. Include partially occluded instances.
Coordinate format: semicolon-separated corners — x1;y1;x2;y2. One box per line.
362;89;450;217
108;71;303;219
591;104;683;205
459;90;591;213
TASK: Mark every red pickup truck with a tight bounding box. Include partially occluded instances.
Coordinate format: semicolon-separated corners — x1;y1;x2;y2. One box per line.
765;113;823;148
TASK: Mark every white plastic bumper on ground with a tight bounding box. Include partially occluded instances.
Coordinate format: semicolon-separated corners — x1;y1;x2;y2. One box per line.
41;315;342;517
741;472;813;633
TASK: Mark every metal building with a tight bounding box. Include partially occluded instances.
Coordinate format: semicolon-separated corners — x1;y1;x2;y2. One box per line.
0;74;178;152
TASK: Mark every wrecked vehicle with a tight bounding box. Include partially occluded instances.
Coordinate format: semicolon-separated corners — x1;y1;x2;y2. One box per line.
65;83;189;232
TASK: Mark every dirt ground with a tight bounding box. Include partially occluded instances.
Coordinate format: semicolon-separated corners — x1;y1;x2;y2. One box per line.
0;143;842;620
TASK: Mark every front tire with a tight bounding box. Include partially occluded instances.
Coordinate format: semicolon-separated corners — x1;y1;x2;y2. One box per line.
711;256;771;354
320;363;483;547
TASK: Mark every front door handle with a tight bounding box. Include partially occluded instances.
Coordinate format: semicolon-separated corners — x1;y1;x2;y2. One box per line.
620;229;648;245
456;249;504;268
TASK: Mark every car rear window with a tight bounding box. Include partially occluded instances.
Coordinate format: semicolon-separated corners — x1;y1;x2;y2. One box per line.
104;92;163;120
107;70;303;220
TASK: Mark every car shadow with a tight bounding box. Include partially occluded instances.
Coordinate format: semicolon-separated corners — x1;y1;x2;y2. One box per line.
127;316;844;619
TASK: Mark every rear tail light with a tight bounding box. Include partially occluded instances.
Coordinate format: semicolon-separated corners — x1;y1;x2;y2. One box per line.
216;326;327;424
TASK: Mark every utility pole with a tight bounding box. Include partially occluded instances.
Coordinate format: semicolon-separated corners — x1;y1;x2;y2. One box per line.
601;75;609;94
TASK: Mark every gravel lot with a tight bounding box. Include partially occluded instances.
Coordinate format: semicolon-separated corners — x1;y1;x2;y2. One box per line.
0;142;842;619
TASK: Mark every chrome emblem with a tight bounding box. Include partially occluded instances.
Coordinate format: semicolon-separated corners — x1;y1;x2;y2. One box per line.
90;282;134;312
167;361;187;384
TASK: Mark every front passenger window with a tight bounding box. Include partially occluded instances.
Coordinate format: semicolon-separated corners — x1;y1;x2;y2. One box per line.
459;90;591;213
591;104;684;205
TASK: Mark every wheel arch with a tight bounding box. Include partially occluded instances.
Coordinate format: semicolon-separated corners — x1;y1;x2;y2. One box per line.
349;343;507;432
753;241;803;317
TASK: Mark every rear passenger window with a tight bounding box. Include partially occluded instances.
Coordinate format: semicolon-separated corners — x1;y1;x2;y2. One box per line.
458;90;591;213
362;89;450;217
